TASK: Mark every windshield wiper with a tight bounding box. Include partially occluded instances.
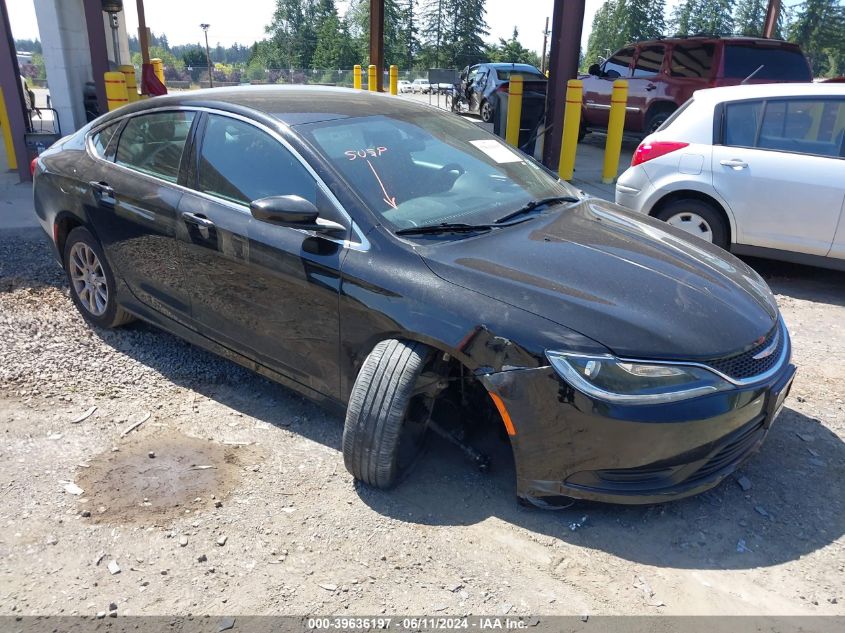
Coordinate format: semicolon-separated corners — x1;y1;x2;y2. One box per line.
493;195;579;225
395;222;496;236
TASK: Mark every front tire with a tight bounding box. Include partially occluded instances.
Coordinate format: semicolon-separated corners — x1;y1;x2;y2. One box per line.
63;226;134;328
655;199;728;249
480;100;494;123
342;339;434;489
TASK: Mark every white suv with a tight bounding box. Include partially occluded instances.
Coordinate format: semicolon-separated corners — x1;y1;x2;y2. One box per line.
616;83;845;271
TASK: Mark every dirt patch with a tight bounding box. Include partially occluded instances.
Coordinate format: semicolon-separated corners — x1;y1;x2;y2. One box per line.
75;430;259;525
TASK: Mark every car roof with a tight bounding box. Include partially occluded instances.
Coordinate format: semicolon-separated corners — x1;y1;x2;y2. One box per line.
100;85;440;126
483;63;541;71
628;36;801;48
691;82;845;103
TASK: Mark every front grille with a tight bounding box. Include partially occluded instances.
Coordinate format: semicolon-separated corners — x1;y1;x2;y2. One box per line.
706;322;784;381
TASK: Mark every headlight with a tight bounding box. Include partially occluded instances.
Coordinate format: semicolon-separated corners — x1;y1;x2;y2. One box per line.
546;351;732;404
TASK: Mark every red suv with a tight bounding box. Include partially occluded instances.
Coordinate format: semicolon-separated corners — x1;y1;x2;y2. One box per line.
580;36;812;137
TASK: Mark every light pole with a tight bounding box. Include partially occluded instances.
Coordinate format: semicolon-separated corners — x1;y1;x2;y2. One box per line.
200;23;213;88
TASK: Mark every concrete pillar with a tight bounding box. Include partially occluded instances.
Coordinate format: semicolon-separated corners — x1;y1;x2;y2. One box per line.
33;0;94;134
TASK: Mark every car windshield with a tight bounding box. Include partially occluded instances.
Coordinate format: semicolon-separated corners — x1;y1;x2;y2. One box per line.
297;111;577;230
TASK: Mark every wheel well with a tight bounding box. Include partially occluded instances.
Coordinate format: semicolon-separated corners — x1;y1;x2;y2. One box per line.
54;214;84;261
650;190;732;243
645;101;677;120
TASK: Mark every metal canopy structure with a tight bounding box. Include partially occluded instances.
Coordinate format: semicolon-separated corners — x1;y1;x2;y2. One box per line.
369;0;385;92
543;0;586;169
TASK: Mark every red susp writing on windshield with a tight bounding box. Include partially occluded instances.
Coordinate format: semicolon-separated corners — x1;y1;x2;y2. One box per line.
345;147;388;161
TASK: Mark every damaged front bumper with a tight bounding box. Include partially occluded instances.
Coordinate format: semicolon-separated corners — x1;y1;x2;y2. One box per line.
480;360;796;505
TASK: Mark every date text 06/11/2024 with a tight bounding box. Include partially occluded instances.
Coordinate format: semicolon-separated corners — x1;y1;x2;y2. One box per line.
306;617;530;630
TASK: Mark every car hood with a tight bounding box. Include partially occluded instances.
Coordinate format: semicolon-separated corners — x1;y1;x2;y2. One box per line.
420;198;778;361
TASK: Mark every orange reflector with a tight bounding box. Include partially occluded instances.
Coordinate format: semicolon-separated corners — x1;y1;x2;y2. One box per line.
489;392;516;436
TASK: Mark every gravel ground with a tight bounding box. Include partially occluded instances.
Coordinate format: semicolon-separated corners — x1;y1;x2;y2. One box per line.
1;227;843;616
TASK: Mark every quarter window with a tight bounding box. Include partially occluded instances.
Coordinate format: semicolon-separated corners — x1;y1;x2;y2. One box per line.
197;114;317;206
115;111;195;182
670;44;715;78
90;122;120;159
603;48;634;78
632;46;665;78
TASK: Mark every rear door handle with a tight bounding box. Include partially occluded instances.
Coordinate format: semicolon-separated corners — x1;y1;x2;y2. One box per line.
646;83;657;91
720;159;748;170
181;211;215;229
89;180;114;197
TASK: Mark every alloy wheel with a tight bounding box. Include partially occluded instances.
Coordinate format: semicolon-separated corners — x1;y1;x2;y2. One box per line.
69;242;109;316
665;211;714;243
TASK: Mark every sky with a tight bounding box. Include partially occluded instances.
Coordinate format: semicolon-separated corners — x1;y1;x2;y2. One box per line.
8;0;676;55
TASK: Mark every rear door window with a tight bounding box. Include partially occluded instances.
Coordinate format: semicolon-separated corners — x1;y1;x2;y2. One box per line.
197;114;317;206
670;43;715;78
632;45;665;78
603;48;634;78
116;111;195;182
759;99;845;157
723;46;811;81
723;100;764;147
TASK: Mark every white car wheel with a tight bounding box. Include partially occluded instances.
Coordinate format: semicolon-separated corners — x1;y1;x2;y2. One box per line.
665;211;714;243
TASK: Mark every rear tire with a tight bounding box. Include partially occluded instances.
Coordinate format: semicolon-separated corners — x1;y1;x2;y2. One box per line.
655;199;728;250
342;339;434;489
63;226;134;329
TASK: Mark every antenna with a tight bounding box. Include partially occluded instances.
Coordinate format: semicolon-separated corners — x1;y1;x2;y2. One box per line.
741;65;764;84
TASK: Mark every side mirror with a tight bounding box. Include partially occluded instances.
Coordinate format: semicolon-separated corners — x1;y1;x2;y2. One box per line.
588;64;602;76
250;195;345;234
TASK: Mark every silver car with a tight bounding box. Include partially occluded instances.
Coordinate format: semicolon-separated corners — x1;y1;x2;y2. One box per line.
616;83;845;271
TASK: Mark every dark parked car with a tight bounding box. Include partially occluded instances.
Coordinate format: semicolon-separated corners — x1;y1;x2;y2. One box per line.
455;62;547;124
32;86;795;506
581;36;812;136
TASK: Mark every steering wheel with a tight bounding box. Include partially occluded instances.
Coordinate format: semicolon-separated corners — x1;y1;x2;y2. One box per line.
439;162;466;177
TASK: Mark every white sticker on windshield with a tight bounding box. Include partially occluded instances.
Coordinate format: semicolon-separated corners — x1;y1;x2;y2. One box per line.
469;139;523;164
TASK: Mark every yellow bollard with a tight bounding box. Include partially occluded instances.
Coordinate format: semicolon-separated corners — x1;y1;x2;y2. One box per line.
151;58;165;86
367;65;377;92
119;65;138;102
505;75;523;148
104;72;129;111
558;79;583;181
353;64;362;90
602;79;628;184
0;88;17;171
389;65;398;95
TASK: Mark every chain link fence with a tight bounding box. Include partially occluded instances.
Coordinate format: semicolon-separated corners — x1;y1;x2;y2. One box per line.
151;66;434;91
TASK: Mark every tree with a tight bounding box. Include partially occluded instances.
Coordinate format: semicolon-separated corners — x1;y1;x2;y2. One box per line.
486;28;541;66
787;0;845;76
671;0;736;36
733;0;767;36
584;0;666;67
420;0;451;68
448;0;489;68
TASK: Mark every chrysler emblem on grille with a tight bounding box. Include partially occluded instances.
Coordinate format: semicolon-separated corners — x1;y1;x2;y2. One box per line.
752;330;780;360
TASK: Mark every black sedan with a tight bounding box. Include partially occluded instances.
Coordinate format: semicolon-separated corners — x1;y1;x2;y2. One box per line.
32;86;795;507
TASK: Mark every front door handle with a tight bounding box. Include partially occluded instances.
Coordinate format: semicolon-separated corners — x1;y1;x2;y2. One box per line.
181;211;215;229
720;158;748;170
